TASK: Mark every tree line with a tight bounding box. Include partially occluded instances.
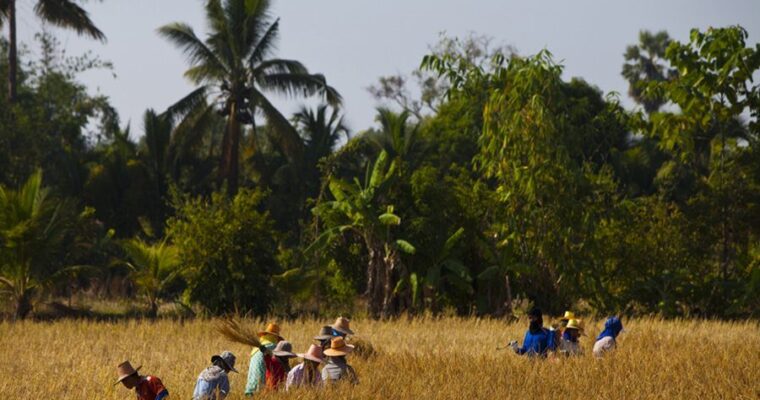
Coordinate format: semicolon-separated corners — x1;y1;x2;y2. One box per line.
1;0;758;320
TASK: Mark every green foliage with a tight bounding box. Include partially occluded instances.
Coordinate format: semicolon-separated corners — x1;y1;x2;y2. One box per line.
0;171;76;319
167;189;280;316
122;237;183;317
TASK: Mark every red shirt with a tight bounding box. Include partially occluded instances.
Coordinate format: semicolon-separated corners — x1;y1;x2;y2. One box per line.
264;356;286;390
135;376;168;400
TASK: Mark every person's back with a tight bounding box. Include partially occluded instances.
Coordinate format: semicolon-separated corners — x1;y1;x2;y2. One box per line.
135;375;168;400
192;366;230;400
517;327;554;357
322;357;358;385
593;316;623;357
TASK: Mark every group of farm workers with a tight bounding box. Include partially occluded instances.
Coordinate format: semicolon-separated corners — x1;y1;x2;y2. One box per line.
115;312;624;399
115;317;358;400
509;308;625;358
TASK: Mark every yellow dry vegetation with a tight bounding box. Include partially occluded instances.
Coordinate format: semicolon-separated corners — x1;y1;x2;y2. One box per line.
0;317;758;399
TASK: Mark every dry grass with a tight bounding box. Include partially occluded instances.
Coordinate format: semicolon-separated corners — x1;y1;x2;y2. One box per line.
0;317;758;399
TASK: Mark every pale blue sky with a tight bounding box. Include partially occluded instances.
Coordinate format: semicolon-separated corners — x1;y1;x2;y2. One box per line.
12;0;760;136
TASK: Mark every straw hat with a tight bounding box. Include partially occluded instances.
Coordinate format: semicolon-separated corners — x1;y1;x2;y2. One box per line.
297;344;325;363
258;322;284;340
565;319;586;335
314;325;334;341
211;351;238;373
331;317;354;336
115;361;140;385
323;336;355;357
272;341;297;358
560;311;576;321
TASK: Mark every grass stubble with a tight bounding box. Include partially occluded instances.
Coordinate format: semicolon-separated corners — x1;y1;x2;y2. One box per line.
0;317;757;399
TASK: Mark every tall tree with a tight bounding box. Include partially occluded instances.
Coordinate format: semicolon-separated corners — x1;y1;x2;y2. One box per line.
0;0;105;102
622;30;674;114
159;0;340;194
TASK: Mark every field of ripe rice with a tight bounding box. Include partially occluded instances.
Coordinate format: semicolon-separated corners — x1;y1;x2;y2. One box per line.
0;317;758;399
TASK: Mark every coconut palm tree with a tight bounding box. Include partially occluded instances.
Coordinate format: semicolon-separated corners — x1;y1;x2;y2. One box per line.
159;0;341;194
122;237;183;318
0;0;105;102
0;170;74;320
622;30;674;114
294;104;349;196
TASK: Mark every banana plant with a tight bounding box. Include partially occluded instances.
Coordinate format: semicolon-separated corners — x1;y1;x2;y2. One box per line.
310;150;415;318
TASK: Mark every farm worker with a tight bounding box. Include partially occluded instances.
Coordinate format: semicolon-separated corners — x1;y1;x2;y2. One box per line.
511;307;556;357
559;310;576;341
314;325;334;351
266;340;297;390
322;337;359;385
558;319;584;356
192;351;238;400
593;316;624;357
244;322;283;395
115;361;169;400
286;344;325;390
330;316;355;338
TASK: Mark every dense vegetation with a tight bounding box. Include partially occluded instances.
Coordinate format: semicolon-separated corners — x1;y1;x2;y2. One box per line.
1;0;758;320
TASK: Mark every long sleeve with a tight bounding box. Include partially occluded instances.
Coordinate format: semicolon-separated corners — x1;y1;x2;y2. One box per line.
285;364;301;391
244;349;266;395
516;331;531;355
218;374;230;399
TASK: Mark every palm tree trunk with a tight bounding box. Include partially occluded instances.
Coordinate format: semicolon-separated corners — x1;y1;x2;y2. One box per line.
219;106;241;195
14;290;33;321
7;0;18;102
148;298;158;319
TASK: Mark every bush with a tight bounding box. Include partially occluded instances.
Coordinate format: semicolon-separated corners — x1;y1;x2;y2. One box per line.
167;189;280;315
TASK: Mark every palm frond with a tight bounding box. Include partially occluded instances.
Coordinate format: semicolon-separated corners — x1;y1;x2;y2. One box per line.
248;18;280;65
254;90;304;161
257;72;342;105
158;22;228;77
163;86;209;124
253;58;307;76
34;0;105;41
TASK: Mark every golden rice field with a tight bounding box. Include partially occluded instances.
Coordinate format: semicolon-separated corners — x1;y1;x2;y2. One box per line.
0;317;758;399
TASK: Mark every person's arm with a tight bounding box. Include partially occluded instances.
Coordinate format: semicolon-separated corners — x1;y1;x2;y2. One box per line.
244;349;266;395
218;374;230;399
285;366;298;391
515;331;530;355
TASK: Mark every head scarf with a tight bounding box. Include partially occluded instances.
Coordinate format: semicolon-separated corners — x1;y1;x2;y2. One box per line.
260;333;280;347
596;316;623;341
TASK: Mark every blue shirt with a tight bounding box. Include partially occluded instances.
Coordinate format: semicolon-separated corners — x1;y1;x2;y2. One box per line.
193;366;230;400
517;328;556;357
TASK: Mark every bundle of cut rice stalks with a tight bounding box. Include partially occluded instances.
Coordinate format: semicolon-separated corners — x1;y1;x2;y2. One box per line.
350;337;378;360
217;318;262;348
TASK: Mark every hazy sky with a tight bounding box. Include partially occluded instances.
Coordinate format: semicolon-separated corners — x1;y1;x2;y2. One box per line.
12;0;760;136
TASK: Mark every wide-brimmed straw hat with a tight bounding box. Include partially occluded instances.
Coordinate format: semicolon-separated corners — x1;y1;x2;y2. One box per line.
560;311;576;321
258;322;284;340
323;336;355;357
211;351;238;373
314;325;334;341
272;340;297;358
331;317;354;336
565;319;586;335
115;361;140;385
297;344;325;363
